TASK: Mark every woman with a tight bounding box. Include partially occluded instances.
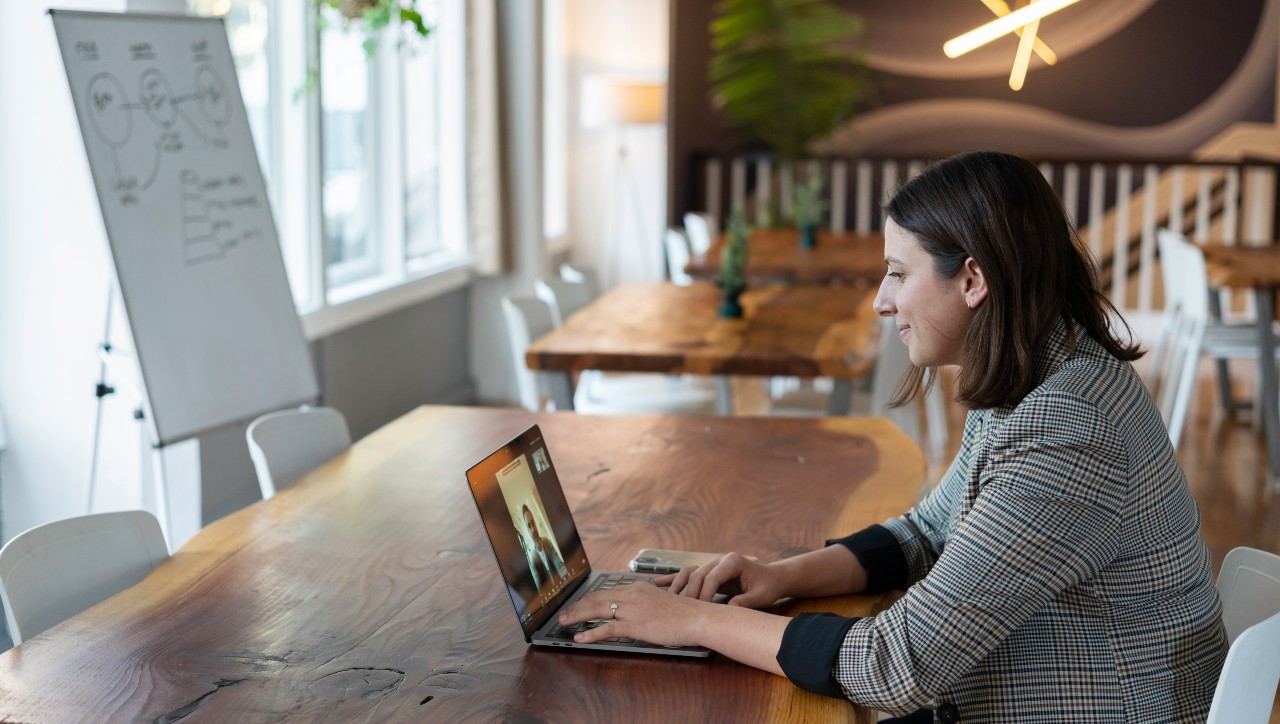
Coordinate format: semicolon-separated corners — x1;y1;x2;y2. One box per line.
558;151;1227;722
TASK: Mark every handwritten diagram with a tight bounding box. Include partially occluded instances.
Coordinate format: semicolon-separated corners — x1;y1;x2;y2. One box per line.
65;32;269;267
180;169;263;266
85;63;231;204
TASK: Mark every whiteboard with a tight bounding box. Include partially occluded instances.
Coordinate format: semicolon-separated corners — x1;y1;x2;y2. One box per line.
51;10;318;446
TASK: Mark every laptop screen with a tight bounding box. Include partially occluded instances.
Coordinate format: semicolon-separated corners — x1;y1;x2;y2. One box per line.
465;425;590;636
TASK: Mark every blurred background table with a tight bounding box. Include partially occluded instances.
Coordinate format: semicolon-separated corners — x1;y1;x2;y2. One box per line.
686;229;886;286
525;281;881;415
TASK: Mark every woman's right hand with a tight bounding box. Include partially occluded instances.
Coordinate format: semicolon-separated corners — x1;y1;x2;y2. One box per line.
655;552;789;609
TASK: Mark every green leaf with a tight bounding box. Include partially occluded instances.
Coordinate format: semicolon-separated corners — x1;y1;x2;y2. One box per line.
709;0;868;160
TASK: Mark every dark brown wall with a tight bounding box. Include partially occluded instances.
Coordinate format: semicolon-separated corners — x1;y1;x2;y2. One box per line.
669;0;1275;224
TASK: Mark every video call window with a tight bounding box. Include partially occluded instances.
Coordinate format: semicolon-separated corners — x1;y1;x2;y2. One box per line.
497;451;568;596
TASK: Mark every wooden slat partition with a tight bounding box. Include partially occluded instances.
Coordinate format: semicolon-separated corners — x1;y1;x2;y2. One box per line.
687;152;1280;322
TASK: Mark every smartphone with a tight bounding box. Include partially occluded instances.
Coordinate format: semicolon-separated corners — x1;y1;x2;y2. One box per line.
628;549;720;574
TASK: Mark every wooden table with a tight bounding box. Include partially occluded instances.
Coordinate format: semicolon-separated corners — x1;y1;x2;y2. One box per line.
1201;244;1280;489
686;229;886;286
0;406;924;722
525;281;881;415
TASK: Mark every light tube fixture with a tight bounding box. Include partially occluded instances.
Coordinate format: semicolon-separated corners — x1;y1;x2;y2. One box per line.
944;0;1081;58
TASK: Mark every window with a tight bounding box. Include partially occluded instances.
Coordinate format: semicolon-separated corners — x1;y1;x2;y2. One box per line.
542;0;567;245
188;0;469;334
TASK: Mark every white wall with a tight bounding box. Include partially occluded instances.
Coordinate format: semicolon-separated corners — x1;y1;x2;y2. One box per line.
564;0;669;289
0;0;183;546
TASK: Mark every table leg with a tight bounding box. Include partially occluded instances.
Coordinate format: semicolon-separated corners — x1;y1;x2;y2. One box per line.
547;372;575;411
1254;288;1280;490
714;376;734;416
828;380;853;416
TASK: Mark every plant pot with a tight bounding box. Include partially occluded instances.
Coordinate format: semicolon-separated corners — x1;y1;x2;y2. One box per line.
339;0;377;21
718;285;745;318
799;224;818;249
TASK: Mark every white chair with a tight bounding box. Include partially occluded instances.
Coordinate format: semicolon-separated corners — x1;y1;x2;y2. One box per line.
1150;232;1210;446
1150;231;1277;447
0;510;168;645
1152;231;1280;427
501;295;720;414
1206;546;1280;723
534;276;594;327
664;228;694;286
246;406;352;499
559;263;601;299
502;296;560;411
768;317;949;460
683;211;719;256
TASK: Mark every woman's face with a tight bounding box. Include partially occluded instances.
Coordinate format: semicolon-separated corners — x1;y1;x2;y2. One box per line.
873;219;982;368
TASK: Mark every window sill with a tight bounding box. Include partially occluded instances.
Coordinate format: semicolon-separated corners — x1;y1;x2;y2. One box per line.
300;257;473;340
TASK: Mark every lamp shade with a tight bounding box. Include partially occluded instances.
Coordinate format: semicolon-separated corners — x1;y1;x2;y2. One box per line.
580;76;666;128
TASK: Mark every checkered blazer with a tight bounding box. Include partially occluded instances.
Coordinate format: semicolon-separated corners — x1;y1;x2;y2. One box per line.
834;320;1227;721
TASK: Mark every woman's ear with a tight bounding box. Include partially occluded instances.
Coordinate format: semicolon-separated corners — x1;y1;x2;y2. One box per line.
961;257;989;310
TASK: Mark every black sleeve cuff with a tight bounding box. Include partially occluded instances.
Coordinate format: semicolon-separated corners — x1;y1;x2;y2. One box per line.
827;524;909;593
777;612;859;698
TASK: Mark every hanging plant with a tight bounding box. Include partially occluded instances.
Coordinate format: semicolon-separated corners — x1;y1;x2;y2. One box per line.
708;0;868;163
316;0;431;57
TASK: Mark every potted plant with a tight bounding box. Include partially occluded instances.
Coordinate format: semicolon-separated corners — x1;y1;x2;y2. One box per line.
708;0;867;222
791;172;827;248
717;209;752;318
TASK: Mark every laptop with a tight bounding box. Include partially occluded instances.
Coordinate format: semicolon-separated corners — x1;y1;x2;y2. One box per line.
464;424;712;657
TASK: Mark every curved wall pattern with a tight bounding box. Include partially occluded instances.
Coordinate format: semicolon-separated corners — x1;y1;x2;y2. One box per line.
669;0;1278;220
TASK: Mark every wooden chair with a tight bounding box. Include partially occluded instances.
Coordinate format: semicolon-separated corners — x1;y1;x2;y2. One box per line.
1206;546;1280;723
246;406;352;499
0;510;168;645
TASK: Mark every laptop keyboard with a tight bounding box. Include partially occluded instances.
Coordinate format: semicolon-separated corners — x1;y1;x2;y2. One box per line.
544;573;649;645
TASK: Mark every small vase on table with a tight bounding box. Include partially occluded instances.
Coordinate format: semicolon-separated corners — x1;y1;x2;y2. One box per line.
717;208;752;319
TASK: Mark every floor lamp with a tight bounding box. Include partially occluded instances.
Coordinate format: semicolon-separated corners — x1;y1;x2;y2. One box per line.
580;75;665;287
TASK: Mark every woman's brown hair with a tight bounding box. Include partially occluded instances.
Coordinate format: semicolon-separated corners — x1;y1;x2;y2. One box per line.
886;150;1142;410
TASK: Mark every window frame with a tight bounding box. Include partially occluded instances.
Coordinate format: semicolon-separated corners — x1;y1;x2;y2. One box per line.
200;0;472;339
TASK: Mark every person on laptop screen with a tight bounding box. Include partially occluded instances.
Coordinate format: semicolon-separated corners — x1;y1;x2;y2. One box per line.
558;151;1227;723
520;503;566;589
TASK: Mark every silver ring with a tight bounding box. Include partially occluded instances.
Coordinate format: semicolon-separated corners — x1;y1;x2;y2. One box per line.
609;602;618;619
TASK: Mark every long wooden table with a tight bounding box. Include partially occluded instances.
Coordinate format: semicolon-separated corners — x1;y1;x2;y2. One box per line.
1201;243;1280;489
686;228;886;286
0;406;924;722
525;281;881;415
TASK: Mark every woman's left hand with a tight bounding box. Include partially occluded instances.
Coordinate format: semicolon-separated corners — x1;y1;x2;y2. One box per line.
557;581;713;648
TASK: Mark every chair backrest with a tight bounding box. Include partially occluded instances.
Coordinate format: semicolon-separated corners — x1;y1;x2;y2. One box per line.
664;228;694;286
559;263;601;299
534;276;595;328
1217;546;1280;642
501;296;557;411
683;211;718;256
246;406;352;499
1207;546;1280;723
1152;230;1210;447
0;510;168;645
868;316;923;441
